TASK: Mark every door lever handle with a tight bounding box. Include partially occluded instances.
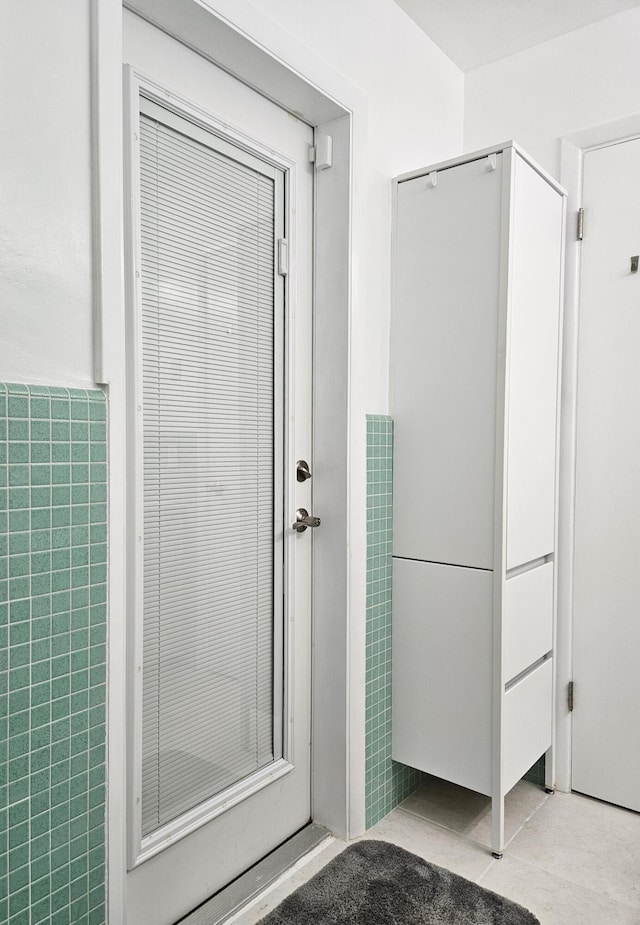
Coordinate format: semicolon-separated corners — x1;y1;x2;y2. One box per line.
292;508;321;532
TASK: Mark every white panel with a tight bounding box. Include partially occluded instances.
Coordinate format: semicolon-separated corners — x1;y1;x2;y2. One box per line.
392;155;503;570
504;563;554;682
503;659;553;794
506;154;562;569
391;558;494;796
572;138;640;812
139;113;279;836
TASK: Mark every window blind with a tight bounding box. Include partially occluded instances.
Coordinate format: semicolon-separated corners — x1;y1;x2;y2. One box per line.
138;112;280;837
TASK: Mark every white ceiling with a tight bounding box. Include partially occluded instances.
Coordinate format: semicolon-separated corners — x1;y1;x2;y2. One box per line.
394;0;640;71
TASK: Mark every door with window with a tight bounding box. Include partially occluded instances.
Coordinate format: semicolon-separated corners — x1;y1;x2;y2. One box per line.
123;14;314;924
572;135;640;812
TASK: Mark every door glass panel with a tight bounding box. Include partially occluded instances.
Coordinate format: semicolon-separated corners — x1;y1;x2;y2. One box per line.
138;113;281;837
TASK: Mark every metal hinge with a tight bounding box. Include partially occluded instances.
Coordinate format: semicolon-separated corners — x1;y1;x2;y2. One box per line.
577;208;584;241
568;680;574;712
277;239;288;276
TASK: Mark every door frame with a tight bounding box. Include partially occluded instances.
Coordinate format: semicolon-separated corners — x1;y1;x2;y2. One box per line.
91;1;362;921
556;112;640;794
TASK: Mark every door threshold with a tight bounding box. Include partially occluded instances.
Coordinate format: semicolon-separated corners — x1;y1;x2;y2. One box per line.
176;823;331;925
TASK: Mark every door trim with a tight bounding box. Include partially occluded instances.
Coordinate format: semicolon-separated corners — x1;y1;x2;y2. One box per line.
557;113;640;794
92;2;360;921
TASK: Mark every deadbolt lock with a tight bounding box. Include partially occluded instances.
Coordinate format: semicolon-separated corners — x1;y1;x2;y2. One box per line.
296;460;313;482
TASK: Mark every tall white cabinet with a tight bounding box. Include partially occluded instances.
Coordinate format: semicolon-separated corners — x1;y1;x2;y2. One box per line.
390;143;566;857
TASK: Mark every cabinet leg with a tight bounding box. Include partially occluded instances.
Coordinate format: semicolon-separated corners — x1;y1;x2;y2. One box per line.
491;793;505;860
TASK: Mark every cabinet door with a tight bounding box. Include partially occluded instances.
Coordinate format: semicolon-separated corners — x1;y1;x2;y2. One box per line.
506;155;563;570
391;557;494;796
392;156;503;570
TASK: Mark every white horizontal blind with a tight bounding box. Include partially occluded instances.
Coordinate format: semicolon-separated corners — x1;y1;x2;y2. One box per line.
138;112;280;837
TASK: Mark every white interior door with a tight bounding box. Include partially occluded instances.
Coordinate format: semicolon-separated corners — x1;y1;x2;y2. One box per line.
123;12;314;924
572;136;640;812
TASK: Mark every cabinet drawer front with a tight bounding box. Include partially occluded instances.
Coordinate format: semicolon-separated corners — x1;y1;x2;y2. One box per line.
503;658;553;794
505;562;553;683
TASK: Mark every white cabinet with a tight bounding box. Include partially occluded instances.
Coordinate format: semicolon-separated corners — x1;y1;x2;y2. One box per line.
390;143;565;857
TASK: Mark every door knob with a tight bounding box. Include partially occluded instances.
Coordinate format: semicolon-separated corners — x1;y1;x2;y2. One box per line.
292;508;321;532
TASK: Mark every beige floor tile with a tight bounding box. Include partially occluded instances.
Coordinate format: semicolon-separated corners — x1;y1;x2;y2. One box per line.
400;776;548;848
363;806;494;881
508;791;640;908
479;854;640;925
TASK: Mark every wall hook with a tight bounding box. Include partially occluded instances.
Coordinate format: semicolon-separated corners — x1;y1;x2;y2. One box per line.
631;255;639;273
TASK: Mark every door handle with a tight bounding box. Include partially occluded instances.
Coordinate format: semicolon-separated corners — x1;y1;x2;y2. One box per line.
292;508;321;533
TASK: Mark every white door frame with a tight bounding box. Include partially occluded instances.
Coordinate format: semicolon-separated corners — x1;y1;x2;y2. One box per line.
91;1;364;921
556;112;640;793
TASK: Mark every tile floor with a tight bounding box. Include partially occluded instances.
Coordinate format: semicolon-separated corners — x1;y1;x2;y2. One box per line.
232;777;640;925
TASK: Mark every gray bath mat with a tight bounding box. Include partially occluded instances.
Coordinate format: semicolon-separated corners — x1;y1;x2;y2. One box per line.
258;840;540;924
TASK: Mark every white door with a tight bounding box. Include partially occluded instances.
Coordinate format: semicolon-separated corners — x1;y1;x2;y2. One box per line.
123;14;314;925
572;136;640;812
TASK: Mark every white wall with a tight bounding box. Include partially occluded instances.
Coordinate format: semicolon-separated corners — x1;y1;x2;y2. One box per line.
0;1;94;387
464;7;640;179
249;0;464;411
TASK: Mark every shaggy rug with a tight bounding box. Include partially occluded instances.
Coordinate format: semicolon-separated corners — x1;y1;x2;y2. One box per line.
258;840;540;924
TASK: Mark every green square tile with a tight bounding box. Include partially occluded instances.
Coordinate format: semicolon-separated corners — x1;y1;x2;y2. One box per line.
89;424;106;443
31;896;51;925
31;421;51;443
52;549;70;571
30;398;50;419
8;467;29;488
52;466;71;487
31;573;51;597
8;421;29;442
72;485;89;505
31;853;51;880
71;443;89;464
7;397;28;418
52;486;71;507
72;506;89;526
9;555;29;578
88;402;106;422
8;444;28;465
71;400;89;422
51;422;70;443
89;464;106;485
52;570;71;593
52;444;71;464
72;465;89;485
8;488;29;510
8;532;29;556
51;399;70;421
71;547;89;567
31;487;51;508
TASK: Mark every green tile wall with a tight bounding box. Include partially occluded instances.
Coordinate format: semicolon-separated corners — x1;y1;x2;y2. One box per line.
365;415;421;829
0;383;107;925
524;755;546;787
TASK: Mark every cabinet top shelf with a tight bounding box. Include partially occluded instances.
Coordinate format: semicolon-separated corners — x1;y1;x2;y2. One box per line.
394;139;567;197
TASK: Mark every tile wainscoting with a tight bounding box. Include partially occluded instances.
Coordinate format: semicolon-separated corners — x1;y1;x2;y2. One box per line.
1;384;107;925
365;415;421;828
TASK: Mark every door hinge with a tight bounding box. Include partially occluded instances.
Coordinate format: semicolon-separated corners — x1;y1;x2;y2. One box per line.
308;135;333;170
568;680;574;712
277;238;288;276
577;208;584;241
